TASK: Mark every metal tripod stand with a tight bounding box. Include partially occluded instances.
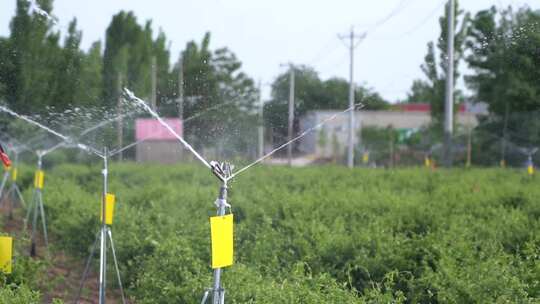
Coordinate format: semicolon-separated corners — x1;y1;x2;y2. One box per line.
75;148;126;304
26;153;48;257
1;153;26;219
201;162;232;304
0;169;10;200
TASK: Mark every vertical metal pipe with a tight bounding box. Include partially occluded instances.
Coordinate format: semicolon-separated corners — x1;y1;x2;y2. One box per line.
287;67;295;166
30;154;43;256
99;148;108;304
38;190;48;248
347;27;356;169
212;182;228;304
178;55;184;121
258;80;264;159
117;73;124;161
444;0;455;166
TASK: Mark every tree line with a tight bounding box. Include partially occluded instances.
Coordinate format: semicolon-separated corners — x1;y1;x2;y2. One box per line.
0;0;539;158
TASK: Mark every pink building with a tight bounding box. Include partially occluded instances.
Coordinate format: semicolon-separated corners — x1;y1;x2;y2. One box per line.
135;118;184;163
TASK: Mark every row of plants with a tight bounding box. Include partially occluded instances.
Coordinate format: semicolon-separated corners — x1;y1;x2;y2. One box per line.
8;163;540;302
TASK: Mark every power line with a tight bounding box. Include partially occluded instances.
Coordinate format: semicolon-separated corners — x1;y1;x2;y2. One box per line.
301;0;415;71
361;0;416;32
375;0;446;40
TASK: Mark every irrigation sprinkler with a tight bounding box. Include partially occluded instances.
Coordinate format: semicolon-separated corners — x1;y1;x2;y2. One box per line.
198;161;233;304
0;104;104;262
26;152;49;256
75;148;126;304
517;147;538;176
123;88;360;304
0;103;135;303
1;150;27;220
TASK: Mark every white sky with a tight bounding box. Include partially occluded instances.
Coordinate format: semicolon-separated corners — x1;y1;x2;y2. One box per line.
1;0;538;103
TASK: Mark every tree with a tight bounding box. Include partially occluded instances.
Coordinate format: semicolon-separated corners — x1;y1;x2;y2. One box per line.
466;7;540;165
264;65;389;146
3;0;62;114
50;18;83;109
404;79;433;104
466;6;540;115
103;12;169;107
75;41;103;106
169;32;258;156
405;0;469;127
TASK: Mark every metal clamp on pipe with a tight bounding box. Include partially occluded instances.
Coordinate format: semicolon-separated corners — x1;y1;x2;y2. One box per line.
210;161;233;182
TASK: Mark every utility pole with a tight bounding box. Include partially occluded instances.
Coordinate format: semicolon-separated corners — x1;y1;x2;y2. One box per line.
287;66;295;166
178;55;184;121
116;73;123;161
151;56;157;110
339;27;366;168
443;0;455;166
258;80;264;159
466;117;472;168
501;101;510;167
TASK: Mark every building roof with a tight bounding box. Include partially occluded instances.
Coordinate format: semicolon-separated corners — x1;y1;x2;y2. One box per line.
396;103;466;113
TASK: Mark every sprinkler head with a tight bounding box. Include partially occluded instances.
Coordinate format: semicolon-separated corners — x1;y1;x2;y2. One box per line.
210;161;233;182
0;144;11;168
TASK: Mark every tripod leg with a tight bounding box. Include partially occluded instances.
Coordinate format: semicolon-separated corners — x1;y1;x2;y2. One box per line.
6;186;14;219
38;191;49;248
200;290;210;304
0;172;8;202
74;231;100;304
14;184;26;208
30;192;39;257
25;189;37;228
108;228;127;304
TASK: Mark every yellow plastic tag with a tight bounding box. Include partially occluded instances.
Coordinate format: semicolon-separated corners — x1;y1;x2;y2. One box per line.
34;170;45;189
100;193;116;225
210;214;234;269
362;152;369;164
425;157;431;168
528;165;534;176
0;236;12;274
11;168;17;182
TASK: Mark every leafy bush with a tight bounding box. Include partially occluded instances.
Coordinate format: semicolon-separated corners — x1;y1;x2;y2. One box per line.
24;163;540;302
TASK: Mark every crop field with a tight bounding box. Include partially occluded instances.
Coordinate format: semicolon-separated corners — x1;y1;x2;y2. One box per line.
1;165;540;303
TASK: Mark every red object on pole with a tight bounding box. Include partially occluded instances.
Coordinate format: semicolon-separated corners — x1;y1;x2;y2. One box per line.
0;144;11;168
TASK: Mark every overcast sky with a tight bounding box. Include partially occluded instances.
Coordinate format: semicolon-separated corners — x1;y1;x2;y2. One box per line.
1;0;538;103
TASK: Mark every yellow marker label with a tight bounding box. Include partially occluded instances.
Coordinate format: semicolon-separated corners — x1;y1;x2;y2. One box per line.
0;236;13;274
362;152;369;164
100;193;116;225
425;157;431;168
34;170;45;189
11;168;17;182
210;214;234;269
528;165;534;176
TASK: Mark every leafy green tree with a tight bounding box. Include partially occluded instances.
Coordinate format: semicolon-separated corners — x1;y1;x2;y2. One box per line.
50;18;83;109
75;41;103;106
404;79;433;103
466;6;540;115
168;32;258;155
405;0;469;126
103;12;157;106
466;7;540;165
264;65;389;146
3;0;61;114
